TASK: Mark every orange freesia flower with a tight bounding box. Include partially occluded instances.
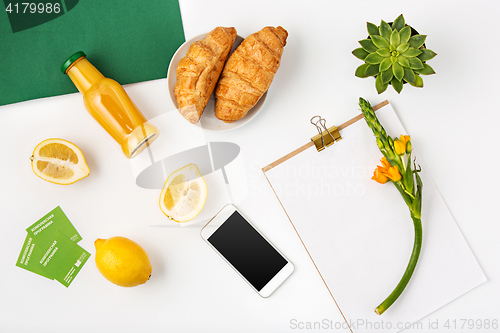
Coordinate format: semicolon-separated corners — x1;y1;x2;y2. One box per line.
372;157;402;183
380;156;391;169
394;135;411;155
385;165;402;182
372;166;389;183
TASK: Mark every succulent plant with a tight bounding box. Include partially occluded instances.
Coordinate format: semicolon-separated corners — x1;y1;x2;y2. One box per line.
353;15;437;94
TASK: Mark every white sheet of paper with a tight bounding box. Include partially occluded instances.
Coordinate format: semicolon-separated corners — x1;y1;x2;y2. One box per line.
264;103;486;332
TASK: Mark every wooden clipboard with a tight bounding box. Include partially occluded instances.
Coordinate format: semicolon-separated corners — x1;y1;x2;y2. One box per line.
261;100;387;333
260;100;485;333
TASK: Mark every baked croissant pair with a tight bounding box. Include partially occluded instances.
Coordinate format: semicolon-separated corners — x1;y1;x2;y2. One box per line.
174;26;288;124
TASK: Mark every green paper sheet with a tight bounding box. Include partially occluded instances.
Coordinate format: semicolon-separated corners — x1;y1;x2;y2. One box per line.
0;0;185;106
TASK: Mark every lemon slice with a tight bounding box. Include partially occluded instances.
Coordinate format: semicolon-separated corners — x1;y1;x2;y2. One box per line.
31;138;90;185
159;164;208;222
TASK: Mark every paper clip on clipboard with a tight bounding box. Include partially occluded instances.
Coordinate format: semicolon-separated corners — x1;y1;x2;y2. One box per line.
310;100;391;152
310;116;342;152
261;101;390;173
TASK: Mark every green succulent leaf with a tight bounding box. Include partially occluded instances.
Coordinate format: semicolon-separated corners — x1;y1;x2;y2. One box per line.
367;22;380;36
418;49;437;61
415;74;424;87
365;64;380;76
414;63;436;75
353;47;370;60
359;39;378;53
409;73;424;87
390;29;400;48
409;35;427;49
381;67;394;84
391;77;404;93
376;48;391;57
365;53;385;64
380;57;392;72
399;26;411;44
375;74;389;94
393;62;404;81
391;56;397;64
402;47;422;57
379;20;392;40
355;63;370;78
396;43;409;53
397;55;410;67
371;35;390;49
403;67;416;84
392;14;405;31
409;57;424;69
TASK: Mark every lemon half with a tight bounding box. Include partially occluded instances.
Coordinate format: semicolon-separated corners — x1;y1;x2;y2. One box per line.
159;164;207;222
31;138;90;185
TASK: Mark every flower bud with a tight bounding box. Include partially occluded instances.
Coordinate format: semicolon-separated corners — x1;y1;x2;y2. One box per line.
394;139;406;155
406;140;412;154
376;138;384;149
386;137;394;151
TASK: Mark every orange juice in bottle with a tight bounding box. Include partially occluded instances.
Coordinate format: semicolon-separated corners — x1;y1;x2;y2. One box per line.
62;51;159;158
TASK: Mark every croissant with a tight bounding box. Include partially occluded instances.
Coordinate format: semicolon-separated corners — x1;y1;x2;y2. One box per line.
174;27;237;124
215;26;288;123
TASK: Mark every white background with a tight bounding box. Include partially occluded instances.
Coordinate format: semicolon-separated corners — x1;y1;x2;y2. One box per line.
1;1;499;332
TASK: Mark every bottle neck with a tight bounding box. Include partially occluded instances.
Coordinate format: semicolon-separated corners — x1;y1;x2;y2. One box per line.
66;57;104;93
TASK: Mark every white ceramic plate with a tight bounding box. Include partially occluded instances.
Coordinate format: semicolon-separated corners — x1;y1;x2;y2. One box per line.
167;32;266;131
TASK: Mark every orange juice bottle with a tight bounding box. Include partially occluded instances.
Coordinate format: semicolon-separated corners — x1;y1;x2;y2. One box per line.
62;51;159;158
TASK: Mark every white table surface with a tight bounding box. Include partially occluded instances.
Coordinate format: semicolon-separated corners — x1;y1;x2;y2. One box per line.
1;1;499;332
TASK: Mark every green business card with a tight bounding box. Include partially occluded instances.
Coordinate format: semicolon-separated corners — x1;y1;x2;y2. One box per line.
17;206;89;286
16;235;54;279
36;231;90;287
26;206;81;243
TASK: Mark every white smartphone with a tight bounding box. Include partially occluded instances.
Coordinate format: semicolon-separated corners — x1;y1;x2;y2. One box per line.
201;204;294;298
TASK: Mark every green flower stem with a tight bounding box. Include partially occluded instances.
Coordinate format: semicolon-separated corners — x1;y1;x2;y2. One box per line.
397;181;415;199
359;97;424;315
375;215;422;315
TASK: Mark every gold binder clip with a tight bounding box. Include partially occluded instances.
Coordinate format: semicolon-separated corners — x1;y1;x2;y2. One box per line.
310;116;342;152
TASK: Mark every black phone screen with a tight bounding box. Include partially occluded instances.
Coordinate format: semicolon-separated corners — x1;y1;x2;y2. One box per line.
207;211;288;291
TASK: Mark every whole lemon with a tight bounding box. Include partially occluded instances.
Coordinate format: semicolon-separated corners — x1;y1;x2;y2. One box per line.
94;236;152;287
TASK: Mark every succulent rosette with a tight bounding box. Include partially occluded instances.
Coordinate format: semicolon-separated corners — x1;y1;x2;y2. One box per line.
353;15;437;94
